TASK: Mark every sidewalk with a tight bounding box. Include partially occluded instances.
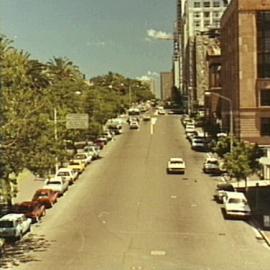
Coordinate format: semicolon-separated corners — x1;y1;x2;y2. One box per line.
246;184;270;246
13;169;44;203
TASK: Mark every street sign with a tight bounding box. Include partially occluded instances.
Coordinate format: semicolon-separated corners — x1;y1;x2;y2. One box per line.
66;113;89;129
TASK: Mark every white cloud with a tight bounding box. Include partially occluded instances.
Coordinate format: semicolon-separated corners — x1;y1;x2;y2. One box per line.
137;71;159;81
147;71;159;77
146;29;173;40
136;75;152;81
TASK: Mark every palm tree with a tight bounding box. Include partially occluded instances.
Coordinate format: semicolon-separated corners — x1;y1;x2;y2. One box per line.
47;57;84;82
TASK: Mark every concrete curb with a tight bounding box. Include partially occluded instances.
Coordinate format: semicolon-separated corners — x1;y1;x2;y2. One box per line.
257;228;270;247
251;218;270;247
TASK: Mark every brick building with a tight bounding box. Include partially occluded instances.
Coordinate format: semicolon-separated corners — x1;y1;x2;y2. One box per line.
220;0;270;146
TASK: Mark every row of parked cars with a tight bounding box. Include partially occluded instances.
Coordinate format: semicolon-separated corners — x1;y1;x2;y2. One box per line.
0;122;124;245
181;114;251;220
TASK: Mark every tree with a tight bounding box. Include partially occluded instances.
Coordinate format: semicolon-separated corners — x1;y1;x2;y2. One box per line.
224;141;253;182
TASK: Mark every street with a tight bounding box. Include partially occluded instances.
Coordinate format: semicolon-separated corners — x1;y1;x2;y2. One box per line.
2;114;270;270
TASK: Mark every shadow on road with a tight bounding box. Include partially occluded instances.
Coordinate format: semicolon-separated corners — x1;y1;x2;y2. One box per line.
0;233;53;269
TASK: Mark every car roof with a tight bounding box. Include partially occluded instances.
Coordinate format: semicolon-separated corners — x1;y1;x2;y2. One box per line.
224;191;246;198
0;213;25;221
169;158;184;162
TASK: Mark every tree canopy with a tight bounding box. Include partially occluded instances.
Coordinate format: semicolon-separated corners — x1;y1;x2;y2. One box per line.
0;35;154;202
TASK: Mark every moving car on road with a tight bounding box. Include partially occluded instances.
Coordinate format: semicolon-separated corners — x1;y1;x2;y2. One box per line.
167;158;186;174
129;121;139;129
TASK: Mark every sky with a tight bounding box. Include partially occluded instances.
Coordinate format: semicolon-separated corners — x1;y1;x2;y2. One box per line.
0;0;176;81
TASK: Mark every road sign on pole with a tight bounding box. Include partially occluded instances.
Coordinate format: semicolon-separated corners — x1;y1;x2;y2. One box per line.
66;113;89;129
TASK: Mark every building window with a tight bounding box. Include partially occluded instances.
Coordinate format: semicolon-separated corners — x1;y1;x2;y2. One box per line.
203;1;211;8
213;1;220;7
204;20;210;27
194;2;201;8
261;89;270;106
194;12;201;18
204;11;210;18
213;11;220;17
257;12;270;78
261;118;270;136
213;20;220;27
194;20;201;27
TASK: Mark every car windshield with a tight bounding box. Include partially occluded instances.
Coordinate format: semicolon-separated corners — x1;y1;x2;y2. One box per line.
47;181;61;185
70;162;80;166
75;154;86;159
57;172;69;176
170;161;182;164
208;160;219;165
36;194;48;198
0;220;14;228
228;198;246;204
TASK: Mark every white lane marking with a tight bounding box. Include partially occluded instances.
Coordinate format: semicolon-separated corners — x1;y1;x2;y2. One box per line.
171;195;177;199
150;250;166;256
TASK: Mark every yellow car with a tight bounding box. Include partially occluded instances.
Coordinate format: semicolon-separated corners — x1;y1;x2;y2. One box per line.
68;159;85;174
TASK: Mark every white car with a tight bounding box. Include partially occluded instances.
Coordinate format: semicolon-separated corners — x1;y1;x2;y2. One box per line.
203;157;221;174
0;213;31;240
43;178;69;195
55;168;78;185
74;152;92;165
191;138;205;151
167;158;186;174
84;146;100;159
223;191;251;219
185;124;195;133
130;121;139;129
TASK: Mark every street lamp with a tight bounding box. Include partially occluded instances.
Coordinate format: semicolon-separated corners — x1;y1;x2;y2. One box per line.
205;91;233;151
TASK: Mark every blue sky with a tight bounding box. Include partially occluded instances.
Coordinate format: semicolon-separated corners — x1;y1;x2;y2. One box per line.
0;0;176;80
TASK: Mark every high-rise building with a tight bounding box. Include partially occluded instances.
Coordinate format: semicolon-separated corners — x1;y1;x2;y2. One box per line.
160;72;173;101
220;0;270;146
181;0;230;112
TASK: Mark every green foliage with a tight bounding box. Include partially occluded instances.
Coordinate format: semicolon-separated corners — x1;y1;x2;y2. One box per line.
212;137;231;158
223;141;263;182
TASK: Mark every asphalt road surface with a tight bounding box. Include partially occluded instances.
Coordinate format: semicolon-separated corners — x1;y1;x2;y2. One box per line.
2;114;270;270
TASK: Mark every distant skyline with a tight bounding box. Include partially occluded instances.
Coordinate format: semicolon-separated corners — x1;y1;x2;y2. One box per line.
0;0;176;80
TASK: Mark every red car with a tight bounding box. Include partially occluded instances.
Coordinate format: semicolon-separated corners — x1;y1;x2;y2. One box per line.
12;201;46;223
32;189;58;209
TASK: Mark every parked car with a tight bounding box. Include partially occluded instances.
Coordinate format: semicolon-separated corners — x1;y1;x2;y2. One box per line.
0;213;31;240
223;191;251;219
11;201;46;223
214;183;235;203
68;159;86;174
185;124;195;133
43;178;69;196
203;157;221;175
191;137;206;151
167;157;186;174
55;167;78;185
74;152;92;165
129;121;139;129
83;146;99;160
95;139;105;149
32;189;58;208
